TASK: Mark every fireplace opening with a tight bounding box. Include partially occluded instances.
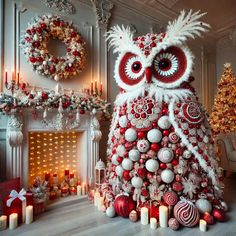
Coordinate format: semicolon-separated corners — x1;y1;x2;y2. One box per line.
28;131;84;186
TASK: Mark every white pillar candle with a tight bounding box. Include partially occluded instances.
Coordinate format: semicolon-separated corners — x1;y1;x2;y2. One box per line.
159;205;168;228
94;191;100;206
22;200;26;223
141;207;149;225
97;197;104;211
150;217;157;229
9;213;18;230
77;185;82;196
0;215;7;230
26;205;33;224
199;219;207;232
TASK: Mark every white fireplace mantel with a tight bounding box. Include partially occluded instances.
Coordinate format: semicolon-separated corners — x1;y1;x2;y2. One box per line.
5;109;102;188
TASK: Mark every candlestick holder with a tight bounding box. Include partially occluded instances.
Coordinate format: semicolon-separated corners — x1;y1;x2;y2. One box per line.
5;79;20;95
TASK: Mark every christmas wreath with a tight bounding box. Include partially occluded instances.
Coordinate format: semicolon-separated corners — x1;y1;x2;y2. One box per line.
21;15;86;81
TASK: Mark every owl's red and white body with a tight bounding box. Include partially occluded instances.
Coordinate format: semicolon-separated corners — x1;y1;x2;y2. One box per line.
101;10;227;225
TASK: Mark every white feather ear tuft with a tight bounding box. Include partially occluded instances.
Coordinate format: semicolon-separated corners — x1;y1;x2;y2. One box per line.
106;25;134;53
164;10;210;46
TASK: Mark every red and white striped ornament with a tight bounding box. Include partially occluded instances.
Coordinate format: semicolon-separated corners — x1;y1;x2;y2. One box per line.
163;191;178;206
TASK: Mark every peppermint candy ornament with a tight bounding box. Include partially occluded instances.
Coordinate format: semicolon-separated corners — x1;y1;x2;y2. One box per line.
147;129;162;143
137;139;150;153
129;149;141;161
168;132;179;144
145;159;159;172
174;200;200;227
158;148;174;163
125;128;137;142
164;191;178;206
158;116;171;129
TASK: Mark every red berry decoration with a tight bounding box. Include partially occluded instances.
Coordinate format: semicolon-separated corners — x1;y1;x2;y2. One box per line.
114;195;136;218
117;156;123;164
137;168;147;178
212;208;226;222
123;170;131;181
137;131;146;139
160;162;167;169
163;130;169;136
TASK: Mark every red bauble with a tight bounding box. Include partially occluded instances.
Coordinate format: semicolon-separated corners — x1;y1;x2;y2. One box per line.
150;143;160;152
120;128;126;135
41;92;48;100
202;212;215;225
163;130;169;136
172;159;179;166
79;109;85;114
172;182;183;192
117;156;123;164
160;162;167;169
141;189;149;197
114;195;136;218
175;148;183;156
137;168;147;178
212;208;226;222
137;131;146;139
123;170;131;181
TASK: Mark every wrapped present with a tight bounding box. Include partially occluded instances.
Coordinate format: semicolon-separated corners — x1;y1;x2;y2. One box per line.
33;198;45;215
2;189;33;224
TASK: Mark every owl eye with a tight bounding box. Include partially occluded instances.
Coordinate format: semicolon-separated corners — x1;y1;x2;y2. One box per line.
119;52;144;85
153;46;187;83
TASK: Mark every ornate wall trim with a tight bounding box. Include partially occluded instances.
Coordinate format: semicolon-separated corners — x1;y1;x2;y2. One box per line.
43;0;76;14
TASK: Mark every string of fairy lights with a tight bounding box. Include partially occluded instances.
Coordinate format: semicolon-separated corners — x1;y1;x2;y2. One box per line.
28;131;79;184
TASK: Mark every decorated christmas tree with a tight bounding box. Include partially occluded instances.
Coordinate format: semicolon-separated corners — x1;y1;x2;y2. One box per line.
99;10;227;230
209;63;236;136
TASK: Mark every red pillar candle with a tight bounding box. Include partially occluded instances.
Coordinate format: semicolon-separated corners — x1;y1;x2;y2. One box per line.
70;173;74;178
65;169;69;176
5;70;8;84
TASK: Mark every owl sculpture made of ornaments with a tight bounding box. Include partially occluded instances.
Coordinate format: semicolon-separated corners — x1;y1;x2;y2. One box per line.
101;10;227;227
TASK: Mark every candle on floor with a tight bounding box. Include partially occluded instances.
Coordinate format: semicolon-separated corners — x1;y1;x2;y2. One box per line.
26;205;33;224
77;185;82;196
97;197;104;211
199;219;207;232
150;217;157;229
94;191;100;206
0;215;7;230
159;205;168;228
141;207;149;225
9;213;18;230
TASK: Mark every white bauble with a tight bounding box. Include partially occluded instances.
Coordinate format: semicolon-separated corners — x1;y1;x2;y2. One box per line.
129;149;140;162
131;176;143;188
158;148;174;163
112;154;119;165
119;115;128;128
161;169;175;183
147;129;162;143
125;128;137;142
183;150;191;159
195;199;212;213
221;201;228;212
145;159;159;172
122;158;133;170
106;206;116;218
137;139;150;153
116;145;126;157
115;165;124;177
54;75;59;81
158;116;171;129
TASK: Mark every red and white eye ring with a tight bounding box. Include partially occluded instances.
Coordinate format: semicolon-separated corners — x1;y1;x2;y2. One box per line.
125;56;144;80
154;52;178;77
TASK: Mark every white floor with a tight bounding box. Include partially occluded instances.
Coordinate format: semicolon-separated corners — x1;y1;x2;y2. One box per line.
2;174;236;236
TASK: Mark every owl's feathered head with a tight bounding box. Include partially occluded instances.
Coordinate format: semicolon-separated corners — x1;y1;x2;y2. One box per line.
107;10;210;105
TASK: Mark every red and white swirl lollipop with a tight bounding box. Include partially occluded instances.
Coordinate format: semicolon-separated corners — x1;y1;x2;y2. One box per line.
163;191;178;206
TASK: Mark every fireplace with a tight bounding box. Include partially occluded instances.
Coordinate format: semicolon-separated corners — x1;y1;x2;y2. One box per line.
5;110;102;189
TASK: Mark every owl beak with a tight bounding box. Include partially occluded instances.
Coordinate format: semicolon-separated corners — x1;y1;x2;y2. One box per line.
145;67;152;83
